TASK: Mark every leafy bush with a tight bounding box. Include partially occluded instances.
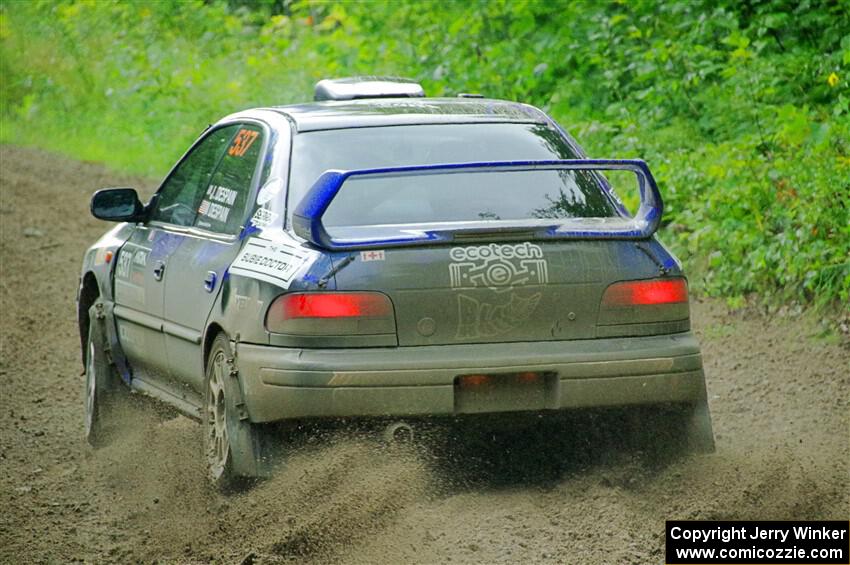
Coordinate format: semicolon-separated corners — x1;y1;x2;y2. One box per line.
1;0;847;307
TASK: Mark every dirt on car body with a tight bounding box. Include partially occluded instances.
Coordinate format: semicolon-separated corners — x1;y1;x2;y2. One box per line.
0;145;847;563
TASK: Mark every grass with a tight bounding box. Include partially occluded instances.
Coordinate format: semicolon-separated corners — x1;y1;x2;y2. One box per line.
1;0;848;309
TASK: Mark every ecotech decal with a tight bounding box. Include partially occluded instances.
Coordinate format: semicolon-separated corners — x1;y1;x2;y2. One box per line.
449;242;549;339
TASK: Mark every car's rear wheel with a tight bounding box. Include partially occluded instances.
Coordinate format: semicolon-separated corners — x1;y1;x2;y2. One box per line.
203;333;271;491
84;303;122;447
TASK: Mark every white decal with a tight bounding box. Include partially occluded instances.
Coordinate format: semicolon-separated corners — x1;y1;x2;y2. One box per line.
448;242;548;291
456;292;542;339
360;250;385;262
250;207;278;228
116;249;132;279
256;178;283;205
206;184;238;206
229;238;316;288
132;250;147;267
198;199;231;223
197;184;239;223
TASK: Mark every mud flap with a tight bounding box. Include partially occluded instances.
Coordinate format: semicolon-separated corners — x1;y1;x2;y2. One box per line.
97;299;133;386
88;302;118;397
225;354;275;481
683;396;716;454
622;396;715;459
86;302;124;447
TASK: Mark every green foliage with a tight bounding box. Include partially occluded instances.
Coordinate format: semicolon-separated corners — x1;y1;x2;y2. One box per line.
1;0;848;307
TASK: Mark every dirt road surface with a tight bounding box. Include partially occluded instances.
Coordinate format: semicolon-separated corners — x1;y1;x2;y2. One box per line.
1;145;848;564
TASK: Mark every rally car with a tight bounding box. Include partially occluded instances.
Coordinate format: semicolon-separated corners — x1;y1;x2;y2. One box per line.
79;77;714;488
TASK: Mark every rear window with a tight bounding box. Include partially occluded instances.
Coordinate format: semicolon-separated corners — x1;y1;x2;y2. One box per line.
288;123;618;227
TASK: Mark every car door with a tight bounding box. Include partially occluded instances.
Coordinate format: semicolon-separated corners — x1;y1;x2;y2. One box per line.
112;225;173;381
162;123;267;394
113;125;237;393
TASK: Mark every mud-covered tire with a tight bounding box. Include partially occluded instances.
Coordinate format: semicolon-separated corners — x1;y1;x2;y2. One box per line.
84;304;121;447
203;333;271;491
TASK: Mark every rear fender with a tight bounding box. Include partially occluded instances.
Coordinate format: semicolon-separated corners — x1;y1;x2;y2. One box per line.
203;234;333;352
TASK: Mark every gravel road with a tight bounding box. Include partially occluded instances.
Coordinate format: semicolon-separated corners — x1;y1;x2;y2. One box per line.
1;144;847;564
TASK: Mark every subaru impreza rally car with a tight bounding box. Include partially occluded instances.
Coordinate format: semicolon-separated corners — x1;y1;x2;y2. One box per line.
78;77;714;487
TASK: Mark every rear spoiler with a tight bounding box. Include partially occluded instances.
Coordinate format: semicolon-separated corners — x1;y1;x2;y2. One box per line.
292;159;662;250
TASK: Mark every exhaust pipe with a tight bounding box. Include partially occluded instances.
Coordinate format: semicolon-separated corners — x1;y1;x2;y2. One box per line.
383;422;414;443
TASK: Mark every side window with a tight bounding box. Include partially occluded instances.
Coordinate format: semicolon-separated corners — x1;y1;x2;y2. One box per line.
194;125;264;235
149;126;238;227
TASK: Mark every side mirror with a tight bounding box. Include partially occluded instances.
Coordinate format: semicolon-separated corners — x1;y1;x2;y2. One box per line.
90;188;144;222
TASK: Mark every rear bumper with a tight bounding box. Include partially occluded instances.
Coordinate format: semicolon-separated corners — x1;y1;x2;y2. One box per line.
236;332;708;423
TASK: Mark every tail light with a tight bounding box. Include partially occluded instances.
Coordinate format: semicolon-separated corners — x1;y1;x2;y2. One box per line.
598;278;690;335
601;278;688;306
266;292;396;336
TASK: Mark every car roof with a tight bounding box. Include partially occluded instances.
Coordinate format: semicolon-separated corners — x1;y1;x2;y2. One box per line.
262;97;550;132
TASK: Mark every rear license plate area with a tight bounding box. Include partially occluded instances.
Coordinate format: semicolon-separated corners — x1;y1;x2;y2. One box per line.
453;371;557;413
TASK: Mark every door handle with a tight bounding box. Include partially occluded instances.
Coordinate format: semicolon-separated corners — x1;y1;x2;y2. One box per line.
203;271;217;293
153;261;165;281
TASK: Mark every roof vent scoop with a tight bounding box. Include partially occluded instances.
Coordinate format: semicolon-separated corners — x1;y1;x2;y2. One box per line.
314;77;425;101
